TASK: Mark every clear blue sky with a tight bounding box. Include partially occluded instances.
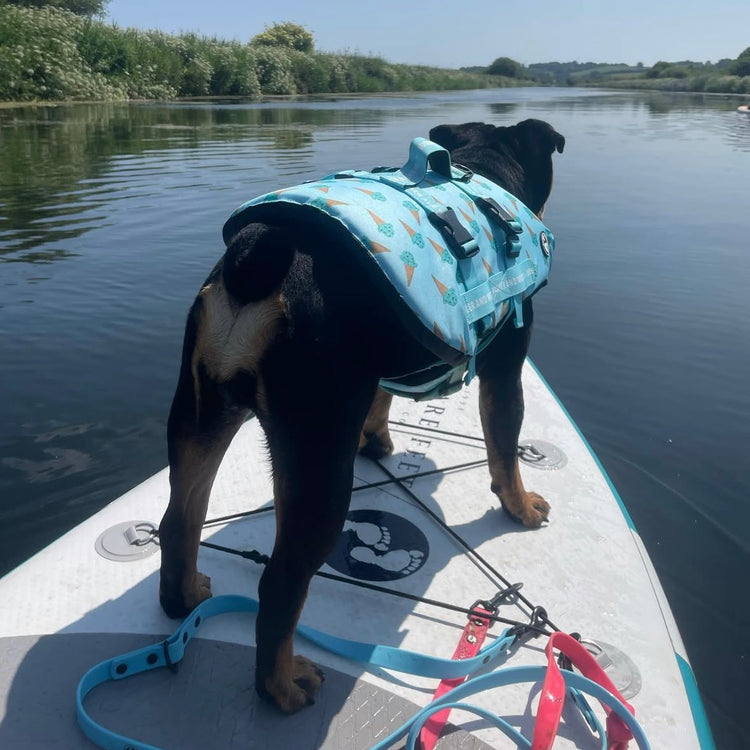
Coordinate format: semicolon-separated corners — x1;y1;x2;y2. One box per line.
106;0;749;68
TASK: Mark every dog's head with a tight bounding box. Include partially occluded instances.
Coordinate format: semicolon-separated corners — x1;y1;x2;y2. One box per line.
429;119;565;217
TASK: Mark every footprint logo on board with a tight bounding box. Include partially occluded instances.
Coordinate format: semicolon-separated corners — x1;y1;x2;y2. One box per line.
326;509;429;581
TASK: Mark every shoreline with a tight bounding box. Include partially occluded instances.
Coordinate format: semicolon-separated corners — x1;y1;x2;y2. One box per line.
2;87;748;109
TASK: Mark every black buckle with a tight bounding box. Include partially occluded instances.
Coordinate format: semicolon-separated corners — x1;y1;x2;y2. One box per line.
428;207;479;259
469;583;524;624
452;162;474;182
370;166;400;174
475;197;523;258
557;631;582;671
468;599;496;624
507;604;551;642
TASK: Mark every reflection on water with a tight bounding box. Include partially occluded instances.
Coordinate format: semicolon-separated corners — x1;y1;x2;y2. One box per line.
2;90;748;263
0;88;748;749
0;103;364;262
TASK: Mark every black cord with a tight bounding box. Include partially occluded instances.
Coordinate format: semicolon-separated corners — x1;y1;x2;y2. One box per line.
373;457;560;634
196;439;559;635
388;420;486;444
198;540;551;637
201;458;488;527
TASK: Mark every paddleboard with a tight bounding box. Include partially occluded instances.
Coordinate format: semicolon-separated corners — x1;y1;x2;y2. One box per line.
0;361;715;749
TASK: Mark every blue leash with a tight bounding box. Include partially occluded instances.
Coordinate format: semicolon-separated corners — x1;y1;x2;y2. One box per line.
76;595;651;750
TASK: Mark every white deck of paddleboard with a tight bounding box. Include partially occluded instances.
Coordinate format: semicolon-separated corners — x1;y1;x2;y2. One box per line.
0;362;711;749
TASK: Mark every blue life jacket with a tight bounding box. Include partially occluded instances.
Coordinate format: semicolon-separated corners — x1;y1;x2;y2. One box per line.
223;137;555;399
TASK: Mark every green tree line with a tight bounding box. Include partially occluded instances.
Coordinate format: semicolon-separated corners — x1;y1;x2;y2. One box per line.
472;53;750;93
0;8;519;102
2;2;745;102
521;55;750;94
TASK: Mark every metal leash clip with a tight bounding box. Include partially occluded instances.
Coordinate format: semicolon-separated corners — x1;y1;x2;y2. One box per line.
468;583;524;625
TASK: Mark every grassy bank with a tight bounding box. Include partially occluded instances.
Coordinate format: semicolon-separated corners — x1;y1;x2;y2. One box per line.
597;74;750;95
0;6;521;102
528;59;750;95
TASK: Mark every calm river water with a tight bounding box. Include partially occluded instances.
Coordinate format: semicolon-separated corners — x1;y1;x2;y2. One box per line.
1;88;748;748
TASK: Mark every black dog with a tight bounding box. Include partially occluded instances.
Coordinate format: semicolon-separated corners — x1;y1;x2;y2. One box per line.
158;119;565;713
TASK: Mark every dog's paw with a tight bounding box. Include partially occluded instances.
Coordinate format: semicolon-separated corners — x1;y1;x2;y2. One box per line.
263;655;325;713
358;430;394;460
159;571;212;619
496;489;550;528
518;492;551;527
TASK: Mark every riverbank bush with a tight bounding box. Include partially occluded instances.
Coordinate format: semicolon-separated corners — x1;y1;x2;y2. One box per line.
0;6;508;101
602;74;750;94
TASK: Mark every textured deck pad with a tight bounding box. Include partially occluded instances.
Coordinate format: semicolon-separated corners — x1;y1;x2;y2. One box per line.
0;633;493;750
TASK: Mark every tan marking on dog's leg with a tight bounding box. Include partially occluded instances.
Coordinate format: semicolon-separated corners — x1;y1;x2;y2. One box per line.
479;379;550;527
358;387;394;459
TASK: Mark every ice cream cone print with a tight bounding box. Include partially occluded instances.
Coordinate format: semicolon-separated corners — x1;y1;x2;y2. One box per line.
260;186;297;202
460;335;467;353
315;186;330;193
433;322;445;341
460;194;475;213
483;258;493;275
402;200;421;223
429;237;454;264
368;210;395;237
433;275;458;306
356;188;387;202
400;250;417;285
459;207;480;234
369;240;391;254
325;198;348;208
524;222;539;245
400;220;424;248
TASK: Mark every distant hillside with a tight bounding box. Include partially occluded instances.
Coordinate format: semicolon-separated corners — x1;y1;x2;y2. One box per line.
501;55;750;94
528;61;646;85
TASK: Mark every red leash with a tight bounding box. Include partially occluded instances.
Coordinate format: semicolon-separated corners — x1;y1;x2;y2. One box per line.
421;626;635;750
532;632;635;750
418;604;494;750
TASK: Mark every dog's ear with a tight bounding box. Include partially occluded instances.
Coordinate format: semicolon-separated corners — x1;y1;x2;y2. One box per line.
429;122;489;152
488;120;563;215
507;119;565;155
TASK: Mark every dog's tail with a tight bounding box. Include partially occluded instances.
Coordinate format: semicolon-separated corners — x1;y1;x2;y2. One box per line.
222;223;295;305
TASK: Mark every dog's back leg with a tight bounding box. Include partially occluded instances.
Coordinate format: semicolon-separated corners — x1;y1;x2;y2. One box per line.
255;349;379;713
159;294;253;618
477;302;550;527
358;387;394;459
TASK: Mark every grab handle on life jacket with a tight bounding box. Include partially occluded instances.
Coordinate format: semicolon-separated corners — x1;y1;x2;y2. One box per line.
401;137;472;184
